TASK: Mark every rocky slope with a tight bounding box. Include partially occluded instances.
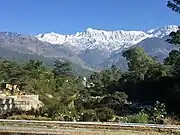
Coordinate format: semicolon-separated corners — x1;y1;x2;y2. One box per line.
0;32;94;76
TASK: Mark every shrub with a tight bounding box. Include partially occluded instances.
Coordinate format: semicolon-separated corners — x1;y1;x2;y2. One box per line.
53;115;64;121
95;107;114;122
148;101;167;124
121;112;150;123
7;115;51;121
162;116;180;125
79;110;97;122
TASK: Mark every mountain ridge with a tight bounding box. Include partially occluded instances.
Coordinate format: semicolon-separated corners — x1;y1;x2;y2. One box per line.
36;25;178;54
0;25;179;72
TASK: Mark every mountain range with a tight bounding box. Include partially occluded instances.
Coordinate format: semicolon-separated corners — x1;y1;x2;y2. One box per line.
0;25;179;74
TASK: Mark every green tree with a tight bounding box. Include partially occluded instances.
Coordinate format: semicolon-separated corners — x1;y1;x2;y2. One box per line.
145;63;171;80
79;109;97;122
167;0;180;45
167;0;180;13
0;60;27;94
21;60;53;94
88;65;122;96
164;49;180;75
22;60;47;79
53;60;72;77
95;107;114;122
0;60;19;81
99;91;128;112
123;47;156;81
167;29;180;45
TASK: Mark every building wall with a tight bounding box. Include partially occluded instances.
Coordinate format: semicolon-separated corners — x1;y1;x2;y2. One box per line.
0;95;43;115
0;98;15;115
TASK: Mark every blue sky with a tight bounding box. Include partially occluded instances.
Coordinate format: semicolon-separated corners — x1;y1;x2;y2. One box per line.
1;0;179;35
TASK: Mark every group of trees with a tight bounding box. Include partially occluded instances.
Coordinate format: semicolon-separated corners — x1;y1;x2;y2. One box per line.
0;58;128;122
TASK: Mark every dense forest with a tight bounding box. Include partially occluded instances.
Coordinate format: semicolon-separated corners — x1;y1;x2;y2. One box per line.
0;0;180;124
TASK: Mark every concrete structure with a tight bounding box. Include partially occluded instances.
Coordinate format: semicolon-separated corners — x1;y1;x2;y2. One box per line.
5;84;19;91
13;95;43;112
0;83;43;115
0;97;15;115
0;95;43;115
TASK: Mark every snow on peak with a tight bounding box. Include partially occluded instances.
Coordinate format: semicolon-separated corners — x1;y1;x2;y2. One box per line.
36;32;68;45
86;28;95;32
147;25;179;38
36;25;178;54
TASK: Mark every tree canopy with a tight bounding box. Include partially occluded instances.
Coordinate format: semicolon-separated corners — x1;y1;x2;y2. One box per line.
167;0;180;46
167;0;180;13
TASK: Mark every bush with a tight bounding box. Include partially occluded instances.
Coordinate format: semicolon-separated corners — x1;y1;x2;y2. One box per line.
53;115;64;121
121;112;150;123
162;116;180;125
148;101;167;124
79;110;97;122
120;101;167;124
7;115;51;121
95;107;114;122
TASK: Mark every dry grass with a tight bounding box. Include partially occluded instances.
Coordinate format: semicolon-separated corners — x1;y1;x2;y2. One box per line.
44;129;175;135
67;128;177;135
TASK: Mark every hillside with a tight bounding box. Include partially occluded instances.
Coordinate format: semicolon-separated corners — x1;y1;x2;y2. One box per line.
36;25;179;69
0;25;178;72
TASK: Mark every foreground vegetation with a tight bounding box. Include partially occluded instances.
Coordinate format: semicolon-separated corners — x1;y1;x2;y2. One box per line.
1;43;180;124
0;0;180;125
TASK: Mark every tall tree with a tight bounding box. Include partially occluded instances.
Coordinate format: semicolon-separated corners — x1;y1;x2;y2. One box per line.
122;46;156;81
167;28;180;45
167;0;180;45
23;60;46;78
21;60;53;94
164;50;180;73
53;60;72;77
123;47;155;71
0;60;26;94
88;65;122;95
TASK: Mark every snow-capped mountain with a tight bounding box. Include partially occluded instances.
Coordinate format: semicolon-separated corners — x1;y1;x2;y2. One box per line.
36;25;179;54
36;29;150;54
147;25;179;38
97;36;179;70
0;25;178;73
